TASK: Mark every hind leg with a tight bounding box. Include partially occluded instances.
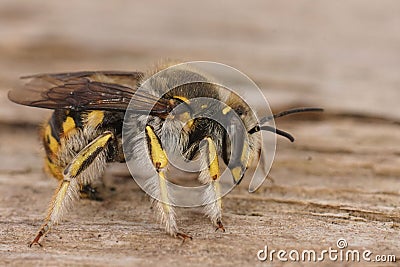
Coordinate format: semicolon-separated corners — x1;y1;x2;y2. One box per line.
30;131;114;247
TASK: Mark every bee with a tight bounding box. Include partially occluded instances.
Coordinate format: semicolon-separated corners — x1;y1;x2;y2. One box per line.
8;62;322;247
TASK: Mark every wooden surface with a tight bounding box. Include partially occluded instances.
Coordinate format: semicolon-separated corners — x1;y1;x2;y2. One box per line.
0;1;399;266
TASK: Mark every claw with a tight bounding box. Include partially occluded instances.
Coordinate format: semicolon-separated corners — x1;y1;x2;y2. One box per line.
176;232;193;243
29;232;43;247
215;220;225;232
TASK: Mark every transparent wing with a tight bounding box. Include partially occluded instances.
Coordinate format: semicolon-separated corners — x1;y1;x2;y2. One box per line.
8;71;171;114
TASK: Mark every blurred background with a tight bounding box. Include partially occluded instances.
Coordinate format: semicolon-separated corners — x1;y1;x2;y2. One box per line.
1;0;399;124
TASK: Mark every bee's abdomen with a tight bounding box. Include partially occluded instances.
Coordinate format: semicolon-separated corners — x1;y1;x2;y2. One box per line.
41;110;120;180
42;110;84;180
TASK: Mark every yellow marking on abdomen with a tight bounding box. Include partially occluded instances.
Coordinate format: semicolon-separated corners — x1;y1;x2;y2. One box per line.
44;124;59;154
145;126;168;169
62;116;76;135
87;111;104;129
44;158;63;180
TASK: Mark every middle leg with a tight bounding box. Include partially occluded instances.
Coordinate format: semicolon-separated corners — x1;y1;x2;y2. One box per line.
199;137;225;232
